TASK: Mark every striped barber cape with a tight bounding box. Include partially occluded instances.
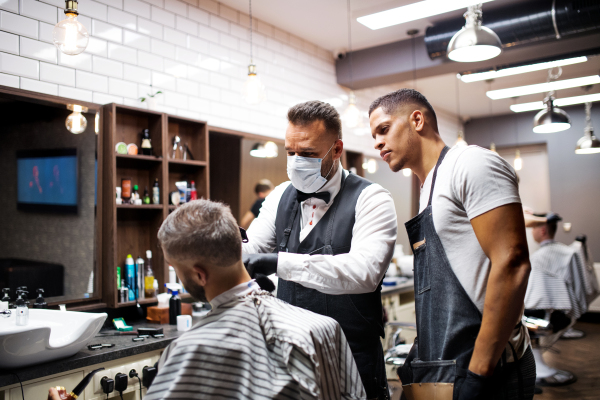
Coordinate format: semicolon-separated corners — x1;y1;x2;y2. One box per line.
145;281;366;400
525;240;587;319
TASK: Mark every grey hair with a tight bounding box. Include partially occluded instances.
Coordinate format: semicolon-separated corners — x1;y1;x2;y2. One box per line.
158;199;241;267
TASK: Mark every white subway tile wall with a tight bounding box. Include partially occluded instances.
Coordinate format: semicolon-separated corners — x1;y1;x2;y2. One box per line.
0;0;387;151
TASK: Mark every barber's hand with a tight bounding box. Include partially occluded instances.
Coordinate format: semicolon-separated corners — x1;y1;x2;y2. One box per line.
243;253;278;278
48;387;62;400
458;370;492;400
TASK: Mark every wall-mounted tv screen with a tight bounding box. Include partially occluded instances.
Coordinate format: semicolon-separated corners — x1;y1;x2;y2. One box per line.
17;149;78;213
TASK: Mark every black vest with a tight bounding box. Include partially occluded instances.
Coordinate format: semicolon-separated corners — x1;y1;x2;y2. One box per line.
274;172;385;347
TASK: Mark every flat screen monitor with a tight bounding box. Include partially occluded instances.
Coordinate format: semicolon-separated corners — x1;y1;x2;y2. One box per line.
16;148;78;213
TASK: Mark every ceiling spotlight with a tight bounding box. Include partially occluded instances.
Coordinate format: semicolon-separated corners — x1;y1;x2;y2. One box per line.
533;95;571;134
250;141;278;158
447;4;501;63
66;104;88;134
576;102;600;154
53;0;89;55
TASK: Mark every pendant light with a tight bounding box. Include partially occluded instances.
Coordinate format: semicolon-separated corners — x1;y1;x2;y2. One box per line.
490;142;497;153
242;0;266;105
66;104;88;134
342;0;363;129
447;4;501;63
362;158;378;174
533;68;571;134
250;141;278;158
53;0;89;55
575;102;600;154
514;149;523;170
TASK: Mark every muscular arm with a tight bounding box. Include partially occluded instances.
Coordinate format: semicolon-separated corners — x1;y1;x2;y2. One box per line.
469;202;531;376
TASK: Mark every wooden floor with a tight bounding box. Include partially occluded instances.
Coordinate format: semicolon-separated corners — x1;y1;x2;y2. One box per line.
537;321;600;399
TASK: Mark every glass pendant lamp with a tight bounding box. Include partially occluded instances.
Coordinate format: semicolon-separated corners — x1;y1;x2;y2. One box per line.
242;0;266;105
53;0;89;55
513;149;522;170
447;4;501;62
66;104;88;134
343;92;361;128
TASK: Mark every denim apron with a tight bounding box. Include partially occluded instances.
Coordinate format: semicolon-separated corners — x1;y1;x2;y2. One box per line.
400;147;483;399
275;172;389;400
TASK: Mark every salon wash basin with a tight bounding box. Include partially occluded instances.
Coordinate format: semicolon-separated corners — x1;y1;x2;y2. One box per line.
0;309;107;369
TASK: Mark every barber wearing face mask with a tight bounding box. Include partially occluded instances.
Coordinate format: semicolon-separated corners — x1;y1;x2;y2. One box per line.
242;100;398;400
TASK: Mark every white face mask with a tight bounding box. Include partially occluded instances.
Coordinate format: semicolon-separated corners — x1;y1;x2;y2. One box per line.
287;142;336;193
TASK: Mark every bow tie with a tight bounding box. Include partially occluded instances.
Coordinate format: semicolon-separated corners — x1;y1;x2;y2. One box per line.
296;190;331;204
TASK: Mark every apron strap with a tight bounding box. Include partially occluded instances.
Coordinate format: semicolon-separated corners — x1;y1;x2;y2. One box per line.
323;171;348;253
279;200;299;252
427;146;450;207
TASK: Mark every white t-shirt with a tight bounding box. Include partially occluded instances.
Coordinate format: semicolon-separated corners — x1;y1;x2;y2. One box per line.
419;145;529;360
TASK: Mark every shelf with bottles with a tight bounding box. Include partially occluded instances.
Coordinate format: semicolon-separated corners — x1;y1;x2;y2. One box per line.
116;167;162;207
114;105;163;159
167;169;207;206
167;116;207;163
114;297;158;308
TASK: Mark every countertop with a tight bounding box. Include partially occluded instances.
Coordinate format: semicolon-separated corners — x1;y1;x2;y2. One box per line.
381;278;414;296
0;322;186;388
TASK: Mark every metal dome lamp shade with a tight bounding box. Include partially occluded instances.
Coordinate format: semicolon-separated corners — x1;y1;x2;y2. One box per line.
447;4;501;63
533;94;571;133
575;102;600;154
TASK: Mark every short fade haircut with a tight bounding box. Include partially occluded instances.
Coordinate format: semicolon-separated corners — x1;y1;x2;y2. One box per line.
254;179;273;195
287;100;342;139
158;199;241;267
368;88;438;131
547;221;558;238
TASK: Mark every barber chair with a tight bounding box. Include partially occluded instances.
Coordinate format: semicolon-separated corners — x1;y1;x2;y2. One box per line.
524;311;577;388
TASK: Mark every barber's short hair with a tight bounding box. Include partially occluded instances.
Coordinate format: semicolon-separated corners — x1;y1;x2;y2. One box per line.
158;199;241;267
368;88;438;131
254;179;274;195
287;100;342;139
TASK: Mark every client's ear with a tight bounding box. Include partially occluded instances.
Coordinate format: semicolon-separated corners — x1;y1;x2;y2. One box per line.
192;265;208;286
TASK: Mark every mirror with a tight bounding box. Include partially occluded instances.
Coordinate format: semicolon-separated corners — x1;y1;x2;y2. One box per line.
0;96;100;304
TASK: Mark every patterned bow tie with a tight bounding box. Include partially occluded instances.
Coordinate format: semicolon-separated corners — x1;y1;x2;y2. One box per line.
296;190;331;204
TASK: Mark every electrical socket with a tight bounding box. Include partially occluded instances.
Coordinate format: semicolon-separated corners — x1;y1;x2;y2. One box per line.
94;369;112;394
139;358;152;370
112;365;126;375
126;362;141;385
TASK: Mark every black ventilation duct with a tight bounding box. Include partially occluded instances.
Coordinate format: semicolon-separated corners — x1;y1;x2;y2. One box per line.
425;0;600;60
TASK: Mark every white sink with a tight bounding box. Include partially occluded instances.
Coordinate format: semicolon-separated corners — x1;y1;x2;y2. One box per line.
0;309;107;369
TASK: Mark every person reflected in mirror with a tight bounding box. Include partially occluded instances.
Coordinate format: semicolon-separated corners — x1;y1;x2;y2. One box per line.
240;179;274;229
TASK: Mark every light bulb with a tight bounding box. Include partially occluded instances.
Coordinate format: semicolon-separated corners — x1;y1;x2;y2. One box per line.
365;158;378;174
514;150;522;171
53;12;89;55
95;112;100;134
66;104;87;134
263;141;278;158
402;168;412;177
490;142;497;153
454;131;468;148
243;65;266;105
343;92;361;128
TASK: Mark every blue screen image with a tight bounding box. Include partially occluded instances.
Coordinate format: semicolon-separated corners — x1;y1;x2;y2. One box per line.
17;156;77;206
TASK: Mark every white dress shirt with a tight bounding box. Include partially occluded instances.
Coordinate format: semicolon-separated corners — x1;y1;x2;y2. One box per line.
242;163;398;295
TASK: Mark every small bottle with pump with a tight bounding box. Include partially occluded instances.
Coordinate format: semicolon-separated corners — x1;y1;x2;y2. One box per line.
152;178;160;204
145;250;155;298
15;290;29;326
1;288;11;309
136;255;145;300
33;288;48;309
169;289;181;325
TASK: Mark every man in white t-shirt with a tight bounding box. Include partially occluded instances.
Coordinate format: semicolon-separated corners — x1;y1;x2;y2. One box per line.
369;89;535;400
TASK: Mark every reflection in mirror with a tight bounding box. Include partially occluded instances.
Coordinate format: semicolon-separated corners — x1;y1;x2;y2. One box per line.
0;98;98;304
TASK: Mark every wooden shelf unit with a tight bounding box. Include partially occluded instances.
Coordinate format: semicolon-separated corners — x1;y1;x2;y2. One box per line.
102;104;209;308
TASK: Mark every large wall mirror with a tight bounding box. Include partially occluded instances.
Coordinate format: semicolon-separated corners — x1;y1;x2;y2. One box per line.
0;89;102;305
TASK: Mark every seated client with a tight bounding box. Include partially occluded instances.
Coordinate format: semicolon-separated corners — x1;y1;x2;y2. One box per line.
145;199;366;400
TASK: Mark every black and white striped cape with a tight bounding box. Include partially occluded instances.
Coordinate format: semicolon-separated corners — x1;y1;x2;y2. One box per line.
145;289;366;400
525;241;587;319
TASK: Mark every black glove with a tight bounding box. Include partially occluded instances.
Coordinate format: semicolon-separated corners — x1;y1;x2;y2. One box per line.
243;253;278;278
457;370;492;400
254;274;276;292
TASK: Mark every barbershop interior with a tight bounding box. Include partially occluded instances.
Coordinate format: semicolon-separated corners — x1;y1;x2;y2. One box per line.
1;0;600;399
